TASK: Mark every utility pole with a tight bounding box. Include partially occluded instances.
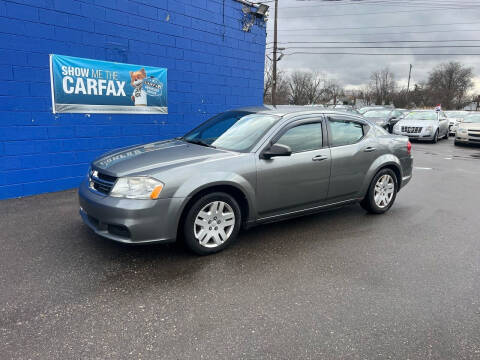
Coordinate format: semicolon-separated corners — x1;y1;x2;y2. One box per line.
271;0;278;106
406;64;412;105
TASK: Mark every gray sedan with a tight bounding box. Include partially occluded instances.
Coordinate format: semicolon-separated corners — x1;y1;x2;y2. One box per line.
392;110;449;143
79;107;413;254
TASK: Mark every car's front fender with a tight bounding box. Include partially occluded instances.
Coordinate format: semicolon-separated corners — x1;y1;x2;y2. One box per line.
172;171;257;221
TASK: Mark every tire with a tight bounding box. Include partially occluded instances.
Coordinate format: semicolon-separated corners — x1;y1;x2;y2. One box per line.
454;140;460;146
443;129;449;139
432;130;438;143
183;192;241;255
360;168;398;214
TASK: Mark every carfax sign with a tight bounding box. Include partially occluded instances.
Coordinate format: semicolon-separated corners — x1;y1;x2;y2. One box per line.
49;54;167;114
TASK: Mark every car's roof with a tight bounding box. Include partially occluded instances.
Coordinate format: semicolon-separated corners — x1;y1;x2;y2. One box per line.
234;105;363;117
408;109;436;112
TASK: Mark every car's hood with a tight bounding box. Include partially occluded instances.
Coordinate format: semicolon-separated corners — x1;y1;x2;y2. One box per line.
459;122;480;130
396;119;437;127
92;139;239;177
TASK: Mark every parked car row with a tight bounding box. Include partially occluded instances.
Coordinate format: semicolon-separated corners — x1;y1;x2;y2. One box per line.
347;105;480;146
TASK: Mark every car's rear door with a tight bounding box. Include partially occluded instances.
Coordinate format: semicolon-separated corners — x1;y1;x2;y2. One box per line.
255;116;331;217
326;114;377;201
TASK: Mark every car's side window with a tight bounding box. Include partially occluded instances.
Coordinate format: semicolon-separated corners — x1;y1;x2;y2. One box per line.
275;122;323;153
328;118;365;147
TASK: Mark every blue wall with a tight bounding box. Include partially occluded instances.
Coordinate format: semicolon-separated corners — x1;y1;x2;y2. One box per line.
0;0;266;199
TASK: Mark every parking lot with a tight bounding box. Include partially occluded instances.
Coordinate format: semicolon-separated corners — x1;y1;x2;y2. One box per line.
1;138;480;359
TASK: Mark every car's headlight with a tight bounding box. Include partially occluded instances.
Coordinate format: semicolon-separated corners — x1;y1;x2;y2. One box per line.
110;176;164;199
458;128;467;134
424;126;433;134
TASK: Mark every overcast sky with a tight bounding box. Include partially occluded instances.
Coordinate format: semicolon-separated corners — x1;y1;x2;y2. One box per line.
264;0;480;92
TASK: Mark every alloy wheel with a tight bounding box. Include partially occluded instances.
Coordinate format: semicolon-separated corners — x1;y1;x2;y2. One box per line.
193;201;236;248
374;174;395;208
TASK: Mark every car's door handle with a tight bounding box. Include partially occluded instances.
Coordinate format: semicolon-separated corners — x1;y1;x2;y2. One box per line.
312;154;328;161
364;146;376;152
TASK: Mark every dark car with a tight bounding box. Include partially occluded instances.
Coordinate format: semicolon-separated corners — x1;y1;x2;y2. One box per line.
79;107;413;255
363;109;405;133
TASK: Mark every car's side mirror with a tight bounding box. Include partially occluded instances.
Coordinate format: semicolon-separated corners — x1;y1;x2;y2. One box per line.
262;143;292;159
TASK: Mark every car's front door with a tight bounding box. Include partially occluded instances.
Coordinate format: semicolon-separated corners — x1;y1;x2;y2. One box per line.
326;115;377;201
438;111;449;136
256;118;331;217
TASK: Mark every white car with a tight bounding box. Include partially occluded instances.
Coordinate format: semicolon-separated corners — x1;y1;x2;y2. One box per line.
455;113;480;146
445;111;469;135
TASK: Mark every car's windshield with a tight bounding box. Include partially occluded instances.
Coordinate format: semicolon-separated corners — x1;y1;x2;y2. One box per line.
463;114;480;123
182;111;281;152
446;111;468;117
404;112;437;121
363;110;391;118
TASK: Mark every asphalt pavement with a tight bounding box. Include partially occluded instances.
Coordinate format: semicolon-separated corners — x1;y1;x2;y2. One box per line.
1;138;480;359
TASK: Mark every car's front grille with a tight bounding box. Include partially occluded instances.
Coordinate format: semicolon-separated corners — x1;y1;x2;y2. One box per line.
469;132;480;137
401;126;422;133
89;169;117;195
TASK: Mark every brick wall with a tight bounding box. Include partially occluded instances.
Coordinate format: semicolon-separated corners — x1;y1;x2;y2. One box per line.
0;0;266;199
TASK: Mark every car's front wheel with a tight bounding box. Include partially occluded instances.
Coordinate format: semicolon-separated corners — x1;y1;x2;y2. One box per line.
443;128;449;139
183;192;241;255
432;130;439;143
360;168;398;214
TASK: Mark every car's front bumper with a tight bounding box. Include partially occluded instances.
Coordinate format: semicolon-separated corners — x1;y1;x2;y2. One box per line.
455;134;480;145
78;178;184;244
393;131;435;141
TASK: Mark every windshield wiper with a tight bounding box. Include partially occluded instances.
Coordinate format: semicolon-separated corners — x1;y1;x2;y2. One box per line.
182;138;216;148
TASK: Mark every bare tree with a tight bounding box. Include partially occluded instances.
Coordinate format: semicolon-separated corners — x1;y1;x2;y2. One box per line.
323;79;344;105
264;58;290;105
426;61;474;109
288;71;311;105
305;72;325;104
370;68;396;105
263;58;273;102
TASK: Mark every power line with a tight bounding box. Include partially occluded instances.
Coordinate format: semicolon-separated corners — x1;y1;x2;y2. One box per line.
283;51;480;56
272;28;480;38
283;0;480;6
275;21;480;32
277;5;480;18
268;40;480;45
277;0;480;10
267;45;480;50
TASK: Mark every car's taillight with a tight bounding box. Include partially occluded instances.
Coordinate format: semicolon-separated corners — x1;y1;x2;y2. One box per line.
407;140;412;155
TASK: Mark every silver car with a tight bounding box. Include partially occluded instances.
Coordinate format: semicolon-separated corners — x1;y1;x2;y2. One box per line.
79;107;413;254
392;110;449;143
